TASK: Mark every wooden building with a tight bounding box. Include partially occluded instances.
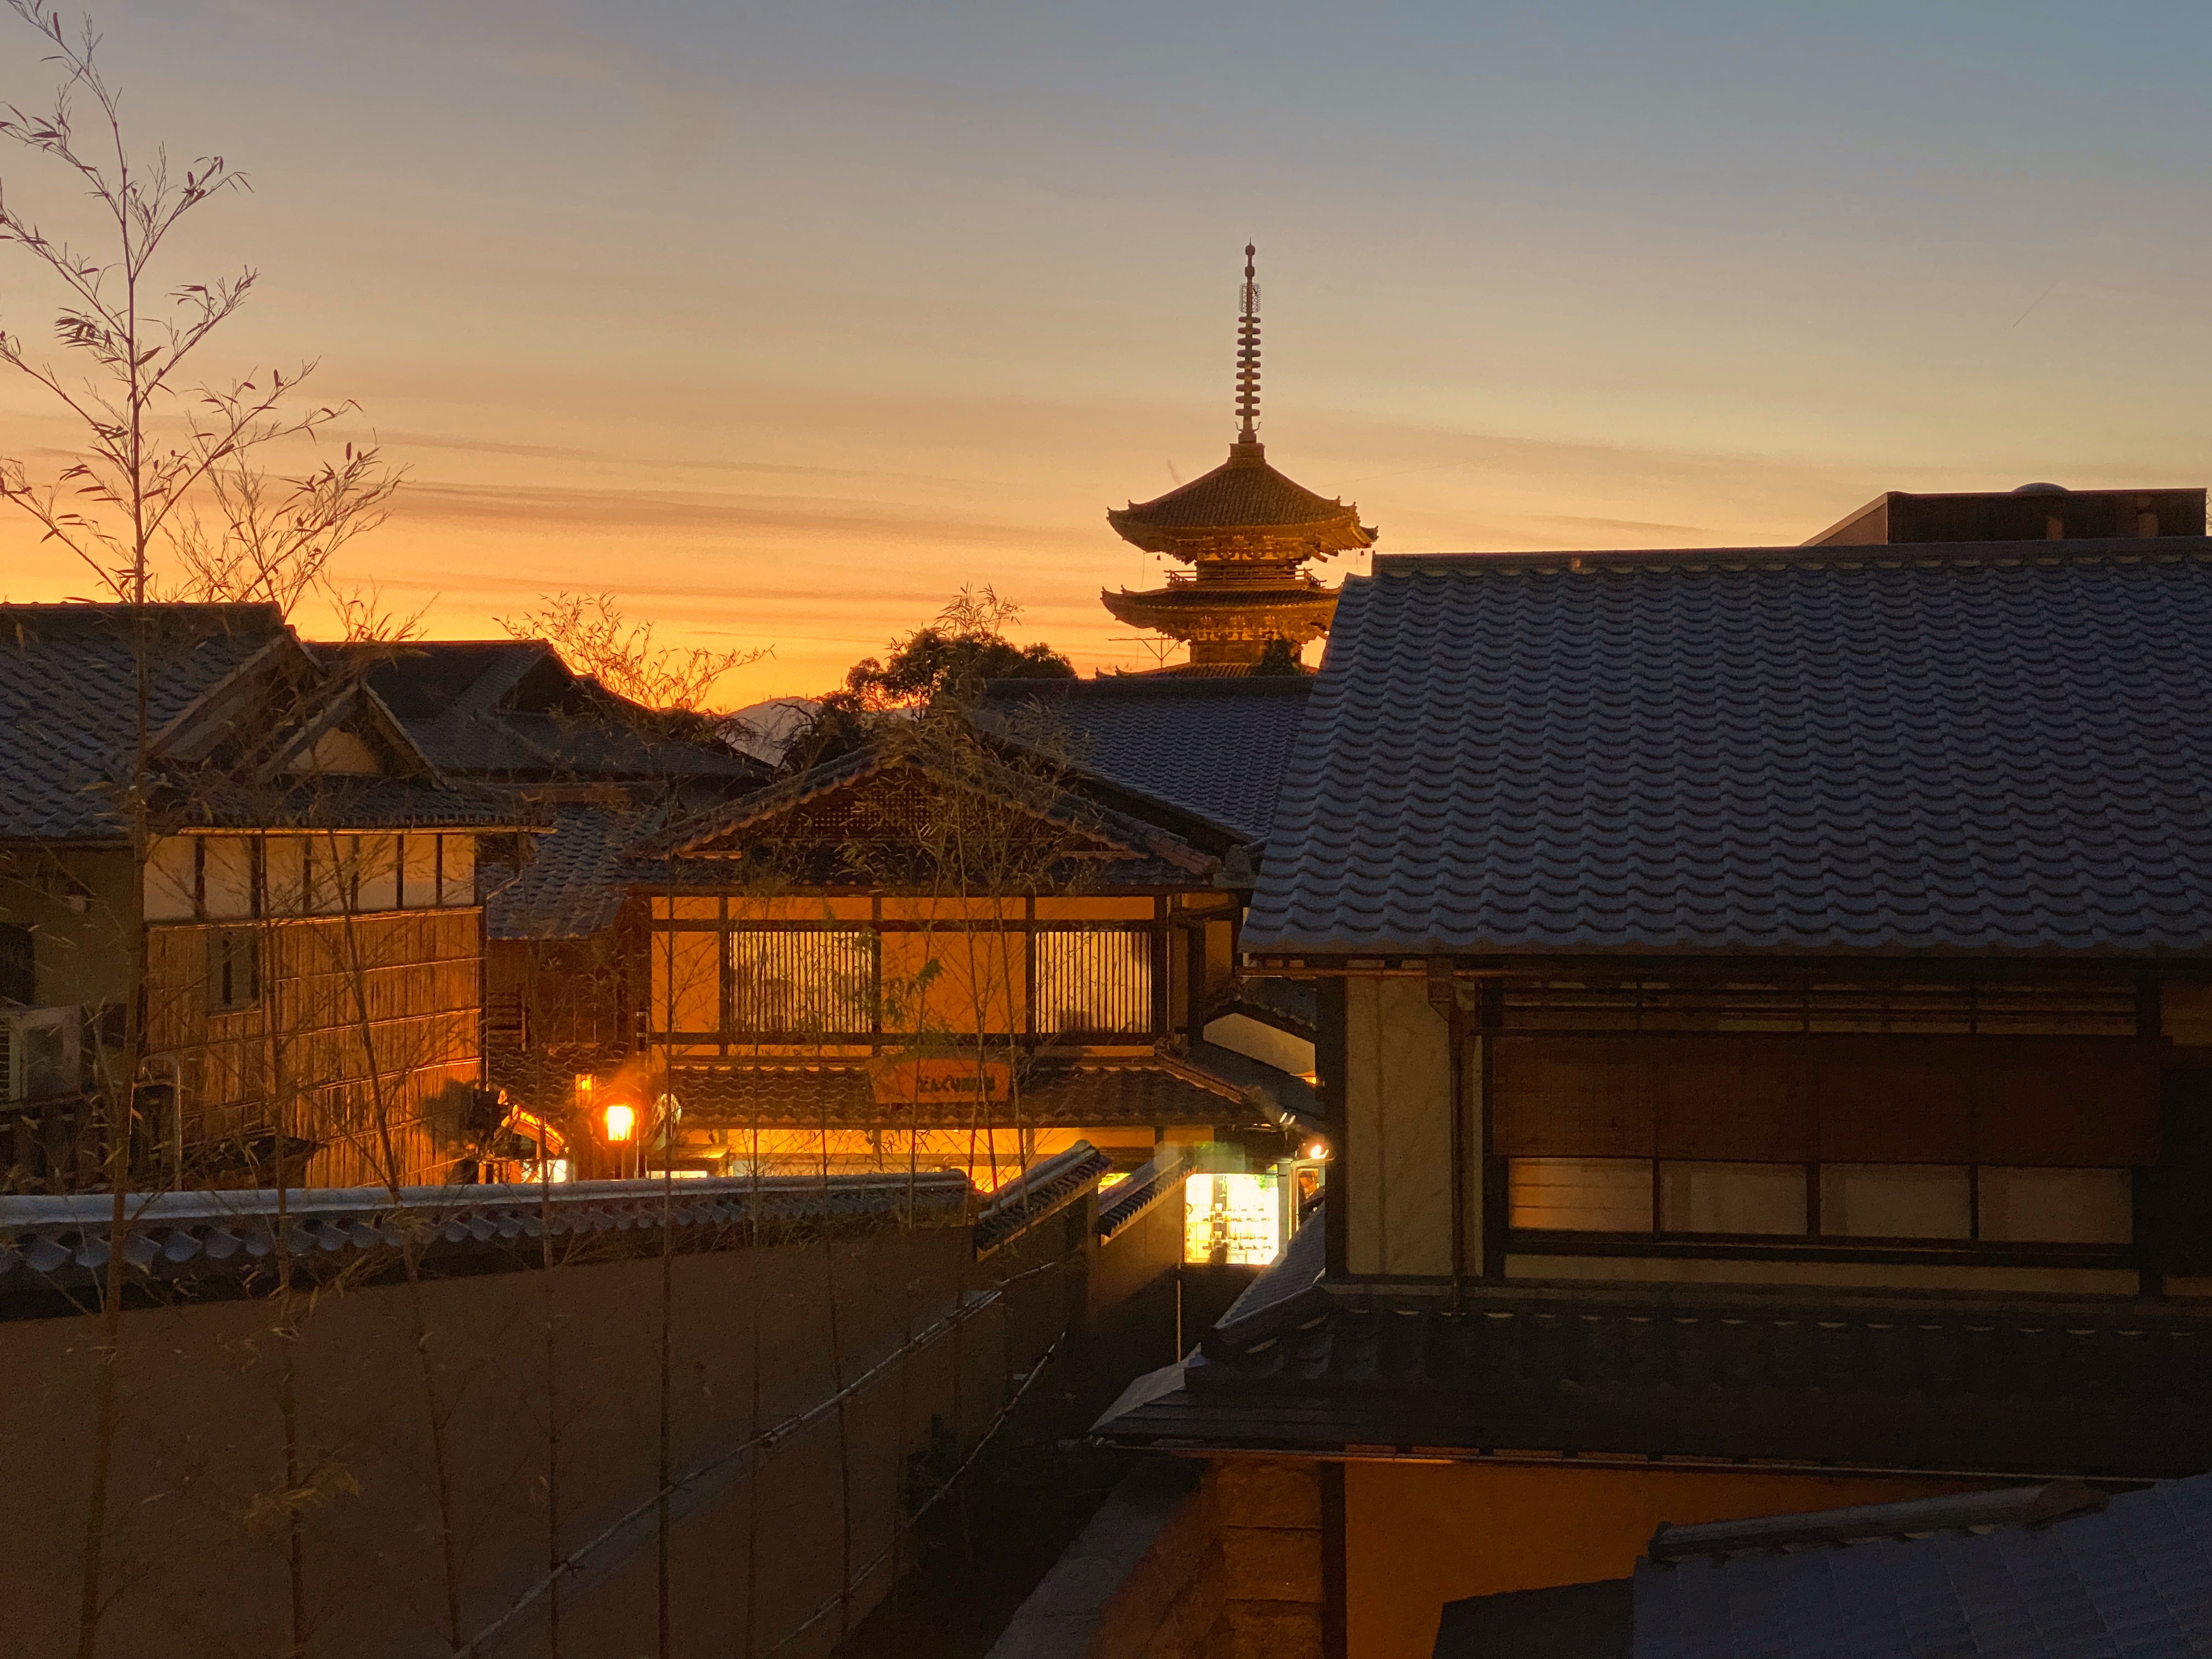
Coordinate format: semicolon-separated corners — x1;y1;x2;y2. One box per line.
1092;502;2212;1659
0;605;527;1190
337;640;768;1168
639;713;1318;1190
345;644;1325;1197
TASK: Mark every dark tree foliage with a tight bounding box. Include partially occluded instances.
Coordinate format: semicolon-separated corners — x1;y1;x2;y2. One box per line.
1251;637;1311;677
842;627;1074;708
783;587;1074;774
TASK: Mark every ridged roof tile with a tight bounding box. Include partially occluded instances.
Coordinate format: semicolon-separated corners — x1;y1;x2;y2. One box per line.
1245;539;2212;956
978;678;1313;842
1635;1473;2212;1659
1107;441;1374;556
1111;447;1358;532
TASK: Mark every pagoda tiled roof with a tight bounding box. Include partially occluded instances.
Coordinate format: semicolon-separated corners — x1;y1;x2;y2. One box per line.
1099;582;1336;617
1108;440;1374;556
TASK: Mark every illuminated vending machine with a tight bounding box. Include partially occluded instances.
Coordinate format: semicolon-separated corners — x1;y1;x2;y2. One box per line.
1183;1167;1284;1266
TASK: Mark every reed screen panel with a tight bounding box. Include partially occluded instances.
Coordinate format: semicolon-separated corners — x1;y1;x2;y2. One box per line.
1033;928;1152;1036
729;928;877;1036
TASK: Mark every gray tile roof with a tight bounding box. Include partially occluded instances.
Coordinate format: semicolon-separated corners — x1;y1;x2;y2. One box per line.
335;640;763;786
1096;1144;1193;1242
1090;1275;2212;1479
1246;539;2212;957
483;802;636;939
974;1140;1113;1255
664;1053;1278;1130
0;603;289;840
670;743;1218;880
0;1173;972;1296
1632;1471;2212;1659
0;605;517;841
979;677;1313;842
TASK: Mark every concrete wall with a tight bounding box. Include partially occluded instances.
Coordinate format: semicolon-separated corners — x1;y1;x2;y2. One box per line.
1209;1460;1327;1659
1087;1181;1188;1402
3;1220;1075;1659
987;1458;1324;1659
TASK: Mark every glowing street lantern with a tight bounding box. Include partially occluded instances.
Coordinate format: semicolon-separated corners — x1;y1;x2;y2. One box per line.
602;1101;636;1143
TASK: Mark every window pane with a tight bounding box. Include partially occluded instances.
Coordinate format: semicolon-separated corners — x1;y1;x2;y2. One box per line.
1659;1162;1808;1235
1182;1172;1283;1266
1819;1164;1971;1240
1184;1172;1218;1263
656;930;724;1035
1508;1158;1652;1232
308;836;353;915
730;929;875;1035
1978;1167;2132;1245
1035;928;1152;1035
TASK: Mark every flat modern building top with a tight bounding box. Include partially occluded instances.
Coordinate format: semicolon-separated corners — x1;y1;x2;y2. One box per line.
1245;535;2212;958
1808;482;2206;548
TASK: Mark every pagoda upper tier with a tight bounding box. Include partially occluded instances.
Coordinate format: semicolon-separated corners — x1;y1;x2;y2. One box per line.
1107;432;1376;566
1101;247;1376;673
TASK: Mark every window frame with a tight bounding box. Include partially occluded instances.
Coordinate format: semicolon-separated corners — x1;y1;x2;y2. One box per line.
1505;1154;2137;1263
654;901;1169;1046
205;926;262;1015
1032;924;1155;1039
726;924;881;1040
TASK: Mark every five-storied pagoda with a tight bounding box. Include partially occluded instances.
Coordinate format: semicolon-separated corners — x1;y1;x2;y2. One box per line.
1102;246;1376;673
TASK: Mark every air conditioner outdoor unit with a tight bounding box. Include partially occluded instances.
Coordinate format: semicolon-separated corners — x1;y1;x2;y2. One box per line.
1;1005;83;1105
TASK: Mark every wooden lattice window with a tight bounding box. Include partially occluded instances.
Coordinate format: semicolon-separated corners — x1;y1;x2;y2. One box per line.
1034;928;1152;1036
729;928;876;1036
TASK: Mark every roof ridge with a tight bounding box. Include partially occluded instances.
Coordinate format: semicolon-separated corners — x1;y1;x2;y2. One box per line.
983;675;1313;700
1375;534;2212;575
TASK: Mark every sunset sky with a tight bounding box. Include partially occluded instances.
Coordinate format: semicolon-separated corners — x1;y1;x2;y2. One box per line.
4;1;2212;702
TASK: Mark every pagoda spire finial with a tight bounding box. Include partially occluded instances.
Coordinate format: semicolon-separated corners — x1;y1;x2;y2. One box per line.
1234;242;1261;452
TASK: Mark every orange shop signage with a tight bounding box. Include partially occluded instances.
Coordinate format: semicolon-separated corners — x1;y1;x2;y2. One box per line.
869;1058;1012;1107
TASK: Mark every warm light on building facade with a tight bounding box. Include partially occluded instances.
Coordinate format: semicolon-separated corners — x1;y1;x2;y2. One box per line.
602;1101;636;1143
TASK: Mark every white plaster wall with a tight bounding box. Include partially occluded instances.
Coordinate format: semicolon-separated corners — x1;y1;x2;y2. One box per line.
1345;977;1454;1277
